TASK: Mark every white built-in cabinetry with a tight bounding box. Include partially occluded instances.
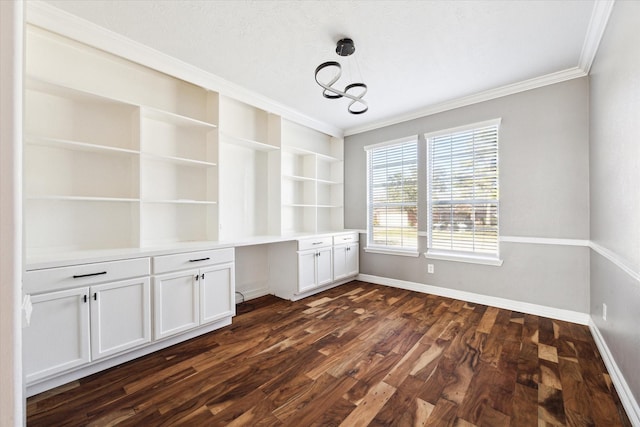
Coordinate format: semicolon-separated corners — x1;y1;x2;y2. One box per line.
333;233;360;280
269;232;359;301
153;249;235;340
279;120;344;234
25;26;220;254
297;236;334;293
23;258;151;384
22;24;356;395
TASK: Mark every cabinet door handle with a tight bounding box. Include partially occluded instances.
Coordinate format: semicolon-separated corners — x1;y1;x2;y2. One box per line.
73;271;107;279
195;274;199;281
83;295;88;303
201;273;205;280
189;257;210;263
93;293;97;301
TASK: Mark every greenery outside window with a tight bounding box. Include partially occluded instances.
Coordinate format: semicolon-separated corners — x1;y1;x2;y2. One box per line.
365;137;418;255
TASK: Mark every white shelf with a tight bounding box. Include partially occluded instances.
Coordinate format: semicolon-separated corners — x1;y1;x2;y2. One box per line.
141;107;217;129
25;135;139;156
26;76;133;108
141;153;217;168
282;174;316;182
141;199;217;205
219;132;278;152
282;146;341;162
26;196;139;203
316;178;341;185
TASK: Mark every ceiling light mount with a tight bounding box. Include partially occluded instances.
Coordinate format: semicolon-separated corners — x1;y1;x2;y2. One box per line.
336;38;356;57
315;38;368;115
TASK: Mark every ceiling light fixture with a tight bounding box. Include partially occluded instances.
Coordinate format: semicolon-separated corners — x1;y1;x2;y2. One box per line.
314;38;368;115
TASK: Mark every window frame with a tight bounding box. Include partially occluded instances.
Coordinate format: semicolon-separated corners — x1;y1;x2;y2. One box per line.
364;136;419;257
424;119;503;266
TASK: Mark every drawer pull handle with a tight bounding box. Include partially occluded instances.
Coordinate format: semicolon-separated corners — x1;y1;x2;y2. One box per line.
189;257;210;262
312;242;323;245
73;271;107;279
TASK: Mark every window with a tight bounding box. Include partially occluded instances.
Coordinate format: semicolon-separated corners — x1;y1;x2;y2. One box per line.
365;137;418;254
426;119;500;261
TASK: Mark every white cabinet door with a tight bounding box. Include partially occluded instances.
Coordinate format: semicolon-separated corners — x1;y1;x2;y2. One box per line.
345;243;359;278
90;278;151;360
298;247;333;292
316;247;333;287
200;262;235;324
333;243;359;281
298;250;317;293
333;245;348;281
23;288;90;383
154;269;200;340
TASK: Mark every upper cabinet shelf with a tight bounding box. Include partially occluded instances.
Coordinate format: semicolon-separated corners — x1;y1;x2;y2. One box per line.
219;132;279;152
24;135;139;156
141;107;217;129
282;146;342;163
141;153;217;168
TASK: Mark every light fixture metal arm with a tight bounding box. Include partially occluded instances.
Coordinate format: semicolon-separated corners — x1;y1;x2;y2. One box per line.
314;61;368;115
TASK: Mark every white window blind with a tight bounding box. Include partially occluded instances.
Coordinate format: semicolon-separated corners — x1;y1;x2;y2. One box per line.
426;122;499;256
366;138;418;250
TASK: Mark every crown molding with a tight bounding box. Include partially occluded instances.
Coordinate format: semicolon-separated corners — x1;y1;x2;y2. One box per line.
578;0;616;73
344;67;587;136
345;1;616;137
26;0;615;140
25;1;343;138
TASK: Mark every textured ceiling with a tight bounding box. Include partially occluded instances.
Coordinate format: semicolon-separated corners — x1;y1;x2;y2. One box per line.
43;0;596;134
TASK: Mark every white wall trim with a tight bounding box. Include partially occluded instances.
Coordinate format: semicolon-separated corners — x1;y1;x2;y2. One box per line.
357;274;590;325
500;236;590;247
0;1;24;425
589;241;640;284
578;0;616;73
344;67;587;136
235;287;270;304
588;319;640;426
25;1;343;139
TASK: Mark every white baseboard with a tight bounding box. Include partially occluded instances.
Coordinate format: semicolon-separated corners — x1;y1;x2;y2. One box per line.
357;274;590;325
26;316;232;397
589;319;640;426
235;286;270;303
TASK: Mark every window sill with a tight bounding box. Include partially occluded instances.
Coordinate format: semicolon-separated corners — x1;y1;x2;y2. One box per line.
364;247;420;257
424;250;503;266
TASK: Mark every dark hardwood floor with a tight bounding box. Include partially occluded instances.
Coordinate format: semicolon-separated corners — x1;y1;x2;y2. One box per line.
27;281;631;426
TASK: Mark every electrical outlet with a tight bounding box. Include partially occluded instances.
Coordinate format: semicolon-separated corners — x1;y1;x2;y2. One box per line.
427;264;434;274
602;303;607;321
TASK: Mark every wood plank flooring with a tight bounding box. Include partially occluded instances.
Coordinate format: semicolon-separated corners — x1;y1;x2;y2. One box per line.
27;281;631;426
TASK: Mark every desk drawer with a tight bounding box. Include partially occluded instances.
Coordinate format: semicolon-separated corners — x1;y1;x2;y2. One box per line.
298;236;333;251
333;233;359;245
24;257;150;294
153;248;234;274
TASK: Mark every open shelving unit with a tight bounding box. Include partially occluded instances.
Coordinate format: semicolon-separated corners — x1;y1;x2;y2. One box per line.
218;96;281;240
23;24;346;261
279;120;344;235
24;26;221;256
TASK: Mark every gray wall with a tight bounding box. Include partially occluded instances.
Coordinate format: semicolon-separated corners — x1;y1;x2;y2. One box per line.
589;1;640;405
345;77;590;312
